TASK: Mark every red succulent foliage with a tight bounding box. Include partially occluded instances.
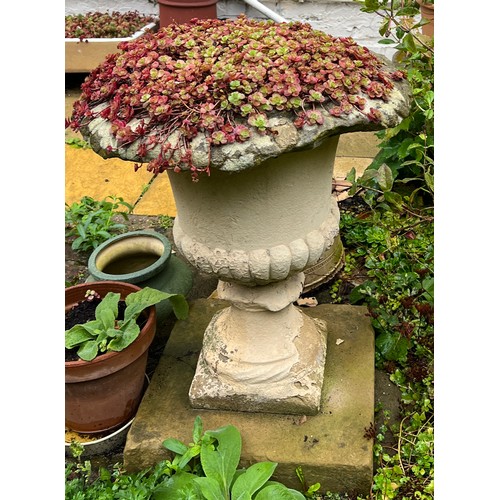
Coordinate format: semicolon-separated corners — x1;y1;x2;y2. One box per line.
68;15;406;179
65;10;157;40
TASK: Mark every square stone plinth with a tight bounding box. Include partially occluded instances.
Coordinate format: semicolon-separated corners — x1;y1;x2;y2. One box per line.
124;299;375;496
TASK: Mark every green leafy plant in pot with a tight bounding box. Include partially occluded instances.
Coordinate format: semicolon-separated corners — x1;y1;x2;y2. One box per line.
65;281;189;434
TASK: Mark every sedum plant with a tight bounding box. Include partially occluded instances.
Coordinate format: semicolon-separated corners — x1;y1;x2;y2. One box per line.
67;15;406;180
65;10;158;40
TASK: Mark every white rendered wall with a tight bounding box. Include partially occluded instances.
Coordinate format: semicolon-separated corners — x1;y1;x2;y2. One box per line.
65;0;158;16
65;0;398;58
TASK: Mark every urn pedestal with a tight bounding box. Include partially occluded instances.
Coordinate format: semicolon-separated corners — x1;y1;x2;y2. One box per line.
168;135;341;414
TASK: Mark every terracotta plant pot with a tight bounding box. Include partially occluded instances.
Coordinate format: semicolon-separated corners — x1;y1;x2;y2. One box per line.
158;0;218;27
417;0;434;37
65;281;157;434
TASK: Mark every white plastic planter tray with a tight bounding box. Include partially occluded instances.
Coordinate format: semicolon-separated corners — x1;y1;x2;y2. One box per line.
65;417;134;458
65;21;158;73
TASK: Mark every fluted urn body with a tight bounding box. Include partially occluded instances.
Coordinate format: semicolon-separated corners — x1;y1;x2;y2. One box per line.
170;135;340;413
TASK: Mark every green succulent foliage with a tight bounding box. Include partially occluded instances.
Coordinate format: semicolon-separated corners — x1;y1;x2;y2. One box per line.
65;137;91;149
65;195;133;253
65;287;189;361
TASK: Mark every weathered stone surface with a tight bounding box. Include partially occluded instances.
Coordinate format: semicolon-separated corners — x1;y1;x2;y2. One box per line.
189;303;328;414
124;299;375;495
80;58;410;173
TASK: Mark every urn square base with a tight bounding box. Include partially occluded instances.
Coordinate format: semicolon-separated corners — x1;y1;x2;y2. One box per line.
123;299;375;496
188;305;329;415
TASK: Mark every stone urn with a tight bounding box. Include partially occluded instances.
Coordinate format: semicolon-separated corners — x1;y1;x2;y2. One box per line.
70;17;411;416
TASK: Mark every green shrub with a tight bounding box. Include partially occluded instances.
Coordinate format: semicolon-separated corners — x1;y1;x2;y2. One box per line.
65;195;133;253
352;0;434;209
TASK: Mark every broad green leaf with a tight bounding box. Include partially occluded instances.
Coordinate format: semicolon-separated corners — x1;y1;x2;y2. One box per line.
192;415;203;443
422;277;434;300
107;322;140;352
364;0;380;11
345;167;357;184
71;237;83;250
97;230;112;239
163;438;189;456
65;325;96;349
177;444;201;470
193;476;225;500
358;169;378;183
201;425;241;494
402;32;417;52
383;191;403;209
376;164;393;192
255;483;306;499
154;471;202;500
95;307;117;331
424;171;434;192
375;331;409;361
349;285;365;305
378;18;390;37
76;224;87;239
95;292;120;325
396;6;419;16
77;340;99;361
378;38;396;45
232;462;278;498
168;294;190;320
124;287;187;322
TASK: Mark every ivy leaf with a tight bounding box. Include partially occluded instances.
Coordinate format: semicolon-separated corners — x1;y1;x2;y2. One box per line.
349;284;367;304
383;191;403;209
375;331;409;361
376;164;393;192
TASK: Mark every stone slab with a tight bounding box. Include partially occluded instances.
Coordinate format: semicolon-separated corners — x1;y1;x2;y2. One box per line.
124;298;375;495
